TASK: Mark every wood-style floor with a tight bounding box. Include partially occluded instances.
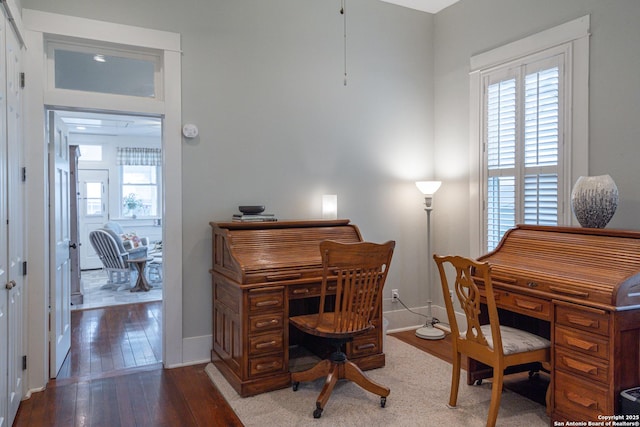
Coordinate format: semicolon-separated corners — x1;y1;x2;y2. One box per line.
14;302;242;427
14;308;545;426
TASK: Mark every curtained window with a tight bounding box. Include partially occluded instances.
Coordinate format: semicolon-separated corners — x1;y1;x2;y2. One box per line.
117;147;162;166
118;147;161;217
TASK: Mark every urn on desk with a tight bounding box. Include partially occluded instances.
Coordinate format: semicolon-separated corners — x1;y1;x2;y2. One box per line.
570;174;618;228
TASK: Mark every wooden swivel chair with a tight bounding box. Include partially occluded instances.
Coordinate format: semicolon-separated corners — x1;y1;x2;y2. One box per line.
290;240;395;419
433;255;551;427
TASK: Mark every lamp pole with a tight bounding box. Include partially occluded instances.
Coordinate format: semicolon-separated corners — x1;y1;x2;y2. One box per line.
415;182;445;340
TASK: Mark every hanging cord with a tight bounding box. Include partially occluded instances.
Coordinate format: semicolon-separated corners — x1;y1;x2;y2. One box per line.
340;0;347;86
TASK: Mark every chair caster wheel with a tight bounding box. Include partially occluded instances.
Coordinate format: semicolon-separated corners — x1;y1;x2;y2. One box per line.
380;396;386;408
292;381;299;391
313;407;323;418
474;379;483;385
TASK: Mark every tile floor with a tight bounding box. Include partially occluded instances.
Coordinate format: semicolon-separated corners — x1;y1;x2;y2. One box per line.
73;268;162;311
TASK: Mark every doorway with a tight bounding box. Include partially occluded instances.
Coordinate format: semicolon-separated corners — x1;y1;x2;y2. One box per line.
49;109;164;381
55;110;164;312
24;10;183;389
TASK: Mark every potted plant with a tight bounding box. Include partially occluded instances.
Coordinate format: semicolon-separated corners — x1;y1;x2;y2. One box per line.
123;193;143;218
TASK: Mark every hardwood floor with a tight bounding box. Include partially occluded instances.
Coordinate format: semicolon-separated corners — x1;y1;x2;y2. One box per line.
14;302;242;427
14;310;545;426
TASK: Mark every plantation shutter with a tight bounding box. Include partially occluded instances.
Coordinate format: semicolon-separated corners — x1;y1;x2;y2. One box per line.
484;55;563;251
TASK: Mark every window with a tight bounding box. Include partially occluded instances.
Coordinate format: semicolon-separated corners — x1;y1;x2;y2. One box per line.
78;144;102;162
122;165;158;217
484;55;563;251
47;41;162;99
118;147;162;218
469;16;590;254
85;182;104;216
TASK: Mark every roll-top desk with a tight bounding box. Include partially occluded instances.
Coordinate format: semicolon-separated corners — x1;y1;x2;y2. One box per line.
474;225;640;423
209;219;385;397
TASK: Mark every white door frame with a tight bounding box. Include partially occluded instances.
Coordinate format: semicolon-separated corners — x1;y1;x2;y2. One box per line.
23;10;183;392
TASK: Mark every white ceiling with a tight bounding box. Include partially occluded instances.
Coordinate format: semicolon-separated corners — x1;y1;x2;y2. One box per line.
58;111;161;138
379;0;460;13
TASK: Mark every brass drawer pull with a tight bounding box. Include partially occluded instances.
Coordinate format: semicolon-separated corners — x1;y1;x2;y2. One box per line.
549;286;589;298
256;300;280;307
562;356;598;375
514;298;542;311
566;314;598;328
356;343;375;350
292;288;310;294
255;319;279;328
565;336;597;352
566;391;598;409
255;361;279;371
255;340;278;349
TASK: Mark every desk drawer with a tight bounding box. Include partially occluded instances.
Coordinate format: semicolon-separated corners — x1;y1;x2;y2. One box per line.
555;302;609;336
555;347;609;384
554;370;611;420
349;334;380;358
248;288;284;313
480;289;551;321
288;283;338;299
249;332;284;356
249;313;284;334
555;325;609;360
249;354;285;377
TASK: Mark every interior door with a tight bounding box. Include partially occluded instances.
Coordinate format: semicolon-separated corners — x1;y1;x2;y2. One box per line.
78;169;109;270
0;9;8;426
5;16;23;422
48;111;71;378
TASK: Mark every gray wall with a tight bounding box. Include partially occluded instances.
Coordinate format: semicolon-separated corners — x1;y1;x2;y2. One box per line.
21;0;640;337
22;0;436;337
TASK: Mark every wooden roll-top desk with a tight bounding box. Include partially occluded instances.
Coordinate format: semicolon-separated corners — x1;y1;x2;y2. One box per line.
475;225;640;423
209;219;386;397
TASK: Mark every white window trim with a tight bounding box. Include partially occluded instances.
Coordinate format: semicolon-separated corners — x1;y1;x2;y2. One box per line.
23;9;183;392
469;15;590;257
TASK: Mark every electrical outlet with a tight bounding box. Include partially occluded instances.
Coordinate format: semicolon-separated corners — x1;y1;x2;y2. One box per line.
391;289;399;303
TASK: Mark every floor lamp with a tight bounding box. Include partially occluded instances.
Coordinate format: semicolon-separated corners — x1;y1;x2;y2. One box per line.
415;181;445;340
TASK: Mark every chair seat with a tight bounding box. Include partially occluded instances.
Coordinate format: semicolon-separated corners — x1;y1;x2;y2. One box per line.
290;313;372;339
479;325;550;355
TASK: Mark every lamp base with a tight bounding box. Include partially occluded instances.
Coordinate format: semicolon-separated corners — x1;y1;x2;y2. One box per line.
415;325;445;340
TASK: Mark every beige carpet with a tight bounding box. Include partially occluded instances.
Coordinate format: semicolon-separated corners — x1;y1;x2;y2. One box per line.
205;336;549;426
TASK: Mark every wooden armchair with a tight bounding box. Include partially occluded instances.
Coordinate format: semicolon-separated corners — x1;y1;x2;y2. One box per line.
290;240;395;419
433;254;551;427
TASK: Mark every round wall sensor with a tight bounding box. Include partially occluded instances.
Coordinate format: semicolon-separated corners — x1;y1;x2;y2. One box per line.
182;123;199;138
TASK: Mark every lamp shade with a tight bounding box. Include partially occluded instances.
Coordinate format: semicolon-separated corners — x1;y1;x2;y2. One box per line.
322;194;338;219
415;181;442;195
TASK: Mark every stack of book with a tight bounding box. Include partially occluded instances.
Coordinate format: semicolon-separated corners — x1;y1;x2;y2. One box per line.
232;213;277;222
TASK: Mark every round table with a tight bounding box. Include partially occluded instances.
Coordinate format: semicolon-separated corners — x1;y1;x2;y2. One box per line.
126;257;153;292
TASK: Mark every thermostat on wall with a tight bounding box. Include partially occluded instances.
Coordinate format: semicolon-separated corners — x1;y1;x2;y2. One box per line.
182;123;199;138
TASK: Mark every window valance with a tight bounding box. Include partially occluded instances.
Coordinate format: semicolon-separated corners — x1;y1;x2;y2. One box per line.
117;147;161;166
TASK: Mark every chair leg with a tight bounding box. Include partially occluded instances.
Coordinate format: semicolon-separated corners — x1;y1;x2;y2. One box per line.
291;359;332;385
448;351;461;408
314;364;339;418
343;360;390;398
486;369;504;427
542;361;552;415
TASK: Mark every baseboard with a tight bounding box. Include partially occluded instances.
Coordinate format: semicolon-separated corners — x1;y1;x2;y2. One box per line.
167;334;212;368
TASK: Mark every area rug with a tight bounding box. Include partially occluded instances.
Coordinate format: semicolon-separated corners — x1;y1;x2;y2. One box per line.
205;336;549;426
